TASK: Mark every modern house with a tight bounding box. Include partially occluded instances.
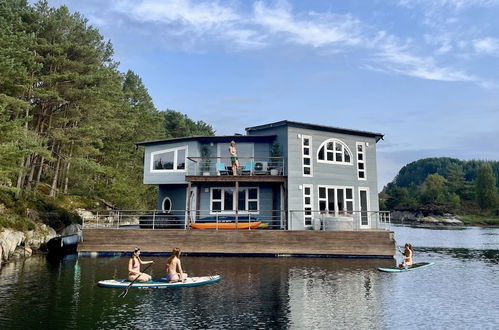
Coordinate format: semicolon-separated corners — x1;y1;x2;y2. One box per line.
135;120;385;231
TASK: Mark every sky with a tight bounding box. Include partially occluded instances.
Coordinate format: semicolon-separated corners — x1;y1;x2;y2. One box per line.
43;0;499;190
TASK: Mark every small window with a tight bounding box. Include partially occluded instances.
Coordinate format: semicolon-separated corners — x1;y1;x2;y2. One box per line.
162;197;172;213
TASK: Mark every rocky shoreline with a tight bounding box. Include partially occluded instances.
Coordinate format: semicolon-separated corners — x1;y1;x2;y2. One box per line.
0;224;57;270
390;211;464;226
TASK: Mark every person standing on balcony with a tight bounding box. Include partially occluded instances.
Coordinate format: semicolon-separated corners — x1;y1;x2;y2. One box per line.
229;140;239;175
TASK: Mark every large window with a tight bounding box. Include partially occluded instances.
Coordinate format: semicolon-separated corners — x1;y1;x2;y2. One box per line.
318;186;354;217
210;187;259;214
317;139;352;165
151;147;187;172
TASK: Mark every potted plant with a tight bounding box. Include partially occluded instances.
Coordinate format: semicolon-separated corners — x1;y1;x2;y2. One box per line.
269;141;282;175
200;145;211;175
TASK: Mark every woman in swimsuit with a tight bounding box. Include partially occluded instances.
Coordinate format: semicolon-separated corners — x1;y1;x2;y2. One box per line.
229;140;239;175
128;247;153;282
165;247;188;282
398;243;413;268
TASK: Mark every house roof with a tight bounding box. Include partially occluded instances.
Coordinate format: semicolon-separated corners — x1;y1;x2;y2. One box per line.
135;135;277;147
245;120;384;142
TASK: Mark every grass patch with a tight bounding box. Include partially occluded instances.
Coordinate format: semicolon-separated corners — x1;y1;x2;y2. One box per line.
457;215;499;226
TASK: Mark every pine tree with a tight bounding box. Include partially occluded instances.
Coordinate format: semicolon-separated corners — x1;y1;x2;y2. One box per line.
475;164;498;210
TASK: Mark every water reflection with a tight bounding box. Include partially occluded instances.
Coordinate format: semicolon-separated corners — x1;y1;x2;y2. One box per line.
1;226;498;329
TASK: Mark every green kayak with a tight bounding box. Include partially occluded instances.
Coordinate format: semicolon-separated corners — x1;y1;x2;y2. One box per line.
378;262;435;273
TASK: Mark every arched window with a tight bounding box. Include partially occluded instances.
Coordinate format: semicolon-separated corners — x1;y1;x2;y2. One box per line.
162;197;172;213
317;139;352;165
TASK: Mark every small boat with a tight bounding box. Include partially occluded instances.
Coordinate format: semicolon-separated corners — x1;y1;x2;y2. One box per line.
47;234;81;256
378;262;435;273
97;275;222;288
191;221;261;230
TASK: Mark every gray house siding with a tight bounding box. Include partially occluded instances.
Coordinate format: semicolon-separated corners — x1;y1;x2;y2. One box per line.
144;141;200;184
140;121;382;231
247;125;288;173
285;126;380;229
196;183;277;221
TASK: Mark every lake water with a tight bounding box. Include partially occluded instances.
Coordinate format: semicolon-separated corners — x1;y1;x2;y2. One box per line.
0;225;498;329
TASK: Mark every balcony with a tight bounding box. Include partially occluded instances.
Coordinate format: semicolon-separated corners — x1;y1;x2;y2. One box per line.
185;156;286;182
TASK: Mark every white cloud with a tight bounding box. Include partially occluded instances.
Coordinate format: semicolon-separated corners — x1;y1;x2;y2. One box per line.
473;37;499;55
118;0;239;28
109;0;494;87
252;1;362;48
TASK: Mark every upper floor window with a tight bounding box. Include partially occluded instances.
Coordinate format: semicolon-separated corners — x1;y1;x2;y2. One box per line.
151;147;187;172
356;142;367;180
317;139;352;165
302;135;312;176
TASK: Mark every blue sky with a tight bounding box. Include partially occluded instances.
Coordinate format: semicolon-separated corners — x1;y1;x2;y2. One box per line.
44;0;499;189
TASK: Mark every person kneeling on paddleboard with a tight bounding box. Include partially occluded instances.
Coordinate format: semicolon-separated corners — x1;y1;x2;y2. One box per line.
165;248;188;282
398;243;413;269
128;247;154;282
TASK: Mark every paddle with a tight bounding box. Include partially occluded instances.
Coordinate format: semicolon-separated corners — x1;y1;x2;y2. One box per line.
119;262;153;298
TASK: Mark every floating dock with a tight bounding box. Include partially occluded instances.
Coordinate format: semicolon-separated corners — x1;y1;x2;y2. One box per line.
79;229;396;258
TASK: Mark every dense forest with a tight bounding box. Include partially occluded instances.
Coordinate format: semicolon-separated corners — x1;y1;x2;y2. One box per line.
0;0;213;230
381;157;499;217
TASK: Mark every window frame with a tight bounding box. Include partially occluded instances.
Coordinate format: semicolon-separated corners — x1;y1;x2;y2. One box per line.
316;139;353;165
161;197;172;213
150;146;188;173
356;142;367;180
317;185;354;217
302;135;313;177
303;184;313;227
210;187;260;215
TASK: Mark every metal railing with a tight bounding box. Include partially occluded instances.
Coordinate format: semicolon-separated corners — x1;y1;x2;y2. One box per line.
82;209;390;231
288;210;391;230
82;209;286;230
186;156;286;176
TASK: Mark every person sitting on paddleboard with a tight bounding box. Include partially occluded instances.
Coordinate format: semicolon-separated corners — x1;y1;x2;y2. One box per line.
128;247;153;282
398;243;413;268
165;247;188;282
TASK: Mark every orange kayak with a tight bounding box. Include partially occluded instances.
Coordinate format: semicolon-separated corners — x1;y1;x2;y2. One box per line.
191;221;261;230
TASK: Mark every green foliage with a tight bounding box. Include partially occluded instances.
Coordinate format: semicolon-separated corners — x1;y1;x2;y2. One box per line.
383;157;499;215
0;1;216;229
163;109;215;137
200;145;211;172
30;196;82;231
269;141;282;168
0;213;35;231
475;164;498;210
420;173;446;204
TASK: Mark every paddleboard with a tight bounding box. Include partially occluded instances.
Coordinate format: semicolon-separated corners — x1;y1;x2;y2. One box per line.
378;262;434;273
97;275;222;288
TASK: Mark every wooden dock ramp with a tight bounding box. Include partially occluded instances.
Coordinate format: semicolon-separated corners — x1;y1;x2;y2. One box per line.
79;229;396;258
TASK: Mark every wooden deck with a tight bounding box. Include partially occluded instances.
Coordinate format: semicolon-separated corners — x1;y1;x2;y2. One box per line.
79;229;396;258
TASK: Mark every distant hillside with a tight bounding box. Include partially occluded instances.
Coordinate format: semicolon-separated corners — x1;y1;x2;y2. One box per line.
381;158;499;217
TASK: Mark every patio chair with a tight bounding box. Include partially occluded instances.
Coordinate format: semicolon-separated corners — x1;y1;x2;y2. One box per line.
216;162;229;175
240;161;254;175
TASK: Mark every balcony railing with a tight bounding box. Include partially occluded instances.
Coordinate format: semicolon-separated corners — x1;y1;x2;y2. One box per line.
81;209;390;230
186;156;286;176
289;210;391;230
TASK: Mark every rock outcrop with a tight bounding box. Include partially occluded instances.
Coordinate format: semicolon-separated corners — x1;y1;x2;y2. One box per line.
0;224;56;269
390;211;464;226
